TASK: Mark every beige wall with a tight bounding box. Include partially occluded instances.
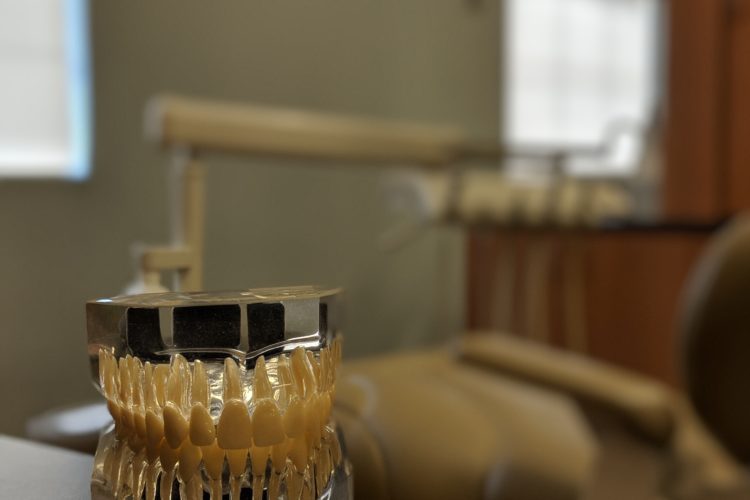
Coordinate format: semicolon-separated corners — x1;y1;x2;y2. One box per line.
0;0;499;436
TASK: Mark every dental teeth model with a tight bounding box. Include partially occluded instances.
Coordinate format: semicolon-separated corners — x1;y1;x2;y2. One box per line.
87;287;351;500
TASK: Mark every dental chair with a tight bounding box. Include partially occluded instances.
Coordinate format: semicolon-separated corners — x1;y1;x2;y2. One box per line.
27;96;750;499
337;215;750;500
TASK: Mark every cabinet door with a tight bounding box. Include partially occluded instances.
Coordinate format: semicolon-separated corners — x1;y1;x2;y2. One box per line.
467;230;709;386
727;0;750;211
663;0;727;220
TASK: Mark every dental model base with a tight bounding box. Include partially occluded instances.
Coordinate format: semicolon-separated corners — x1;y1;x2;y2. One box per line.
87;287;351;500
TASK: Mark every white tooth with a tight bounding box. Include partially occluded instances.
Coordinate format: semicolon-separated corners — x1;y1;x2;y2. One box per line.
321;390;332;423
332;337;342;376
144;362;156;410
191;360;208;407
229;476;242;500
163;368;190;447
102;353;113;400
289;436;308;472
177;440;202;483
153;364;170;408
315;390;330;425
218;359;253;447
98;349;108;392
304;396;322;448
318;445;332;494
201;439;225;480
251;356;285;447
167;368;181;405
287;469;304;500
127;432;145;455
104;441;121;495
217;399;253;449
226;448;248;500
268;472;283;500
101;353;115;401
284;396;306;438
187;359;215;446
302;474;315;500
173;354;192;408
181;474;203;500
130;357;144;408
253;356;273;399
276;355;295;400
329;427;342;466
326;346;335;389
226;447;248;476
320;348;330;392
119;357;132;406
111;356;121;401
131;448;147;500
246;447;265;500
223;357;243;401
159;468;175;500
291;349;315;398
252;398;285;447
278;355;304;440
143;363;165;451
158;439;180;500
270;440;289;472
250;445;269;477
192;474;204;500
121;457;134;499
167;355;190;410
145;409;164;448
252;474;265;500
209;479;223;500
114;409;128;440
202;440;225;500
163;402;189;449
134;412;147;442
289;355;305;398
106;399;122;433
121;406;135;439
130;357;146;440
143;361;164;449
144;459;159;500
145;437;160;463
306;351;321;388
189;402;215;446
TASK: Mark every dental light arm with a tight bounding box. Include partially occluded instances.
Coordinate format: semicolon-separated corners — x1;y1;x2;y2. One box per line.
139;94;501;292
146;95;499;166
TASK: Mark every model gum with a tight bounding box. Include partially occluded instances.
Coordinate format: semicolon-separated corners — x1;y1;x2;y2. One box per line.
94;338;342;500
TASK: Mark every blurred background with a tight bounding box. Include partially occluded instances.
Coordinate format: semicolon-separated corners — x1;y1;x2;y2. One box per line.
2;0;750;497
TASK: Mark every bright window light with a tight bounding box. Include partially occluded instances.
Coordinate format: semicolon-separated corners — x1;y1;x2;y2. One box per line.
503;0;661;176
0;0;91;180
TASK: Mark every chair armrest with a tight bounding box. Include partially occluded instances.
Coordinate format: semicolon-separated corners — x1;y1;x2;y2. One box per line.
459;332;675;441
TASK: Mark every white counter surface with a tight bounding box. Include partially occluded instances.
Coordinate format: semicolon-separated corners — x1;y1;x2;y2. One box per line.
0;435;92;499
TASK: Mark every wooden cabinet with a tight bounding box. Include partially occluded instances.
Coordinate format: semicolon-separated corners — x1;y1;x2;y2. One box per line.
468;229;710;386
467;0;750;386
664;0;750;218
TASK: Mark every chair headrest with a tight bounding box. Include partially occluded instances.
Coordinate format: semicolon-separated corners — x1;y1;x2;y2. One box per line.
681;216;750;461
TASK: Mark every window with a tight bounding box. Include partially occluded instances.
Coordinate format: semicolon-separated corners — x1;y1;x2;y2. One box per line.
0;0;91;179
503;0;662;177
